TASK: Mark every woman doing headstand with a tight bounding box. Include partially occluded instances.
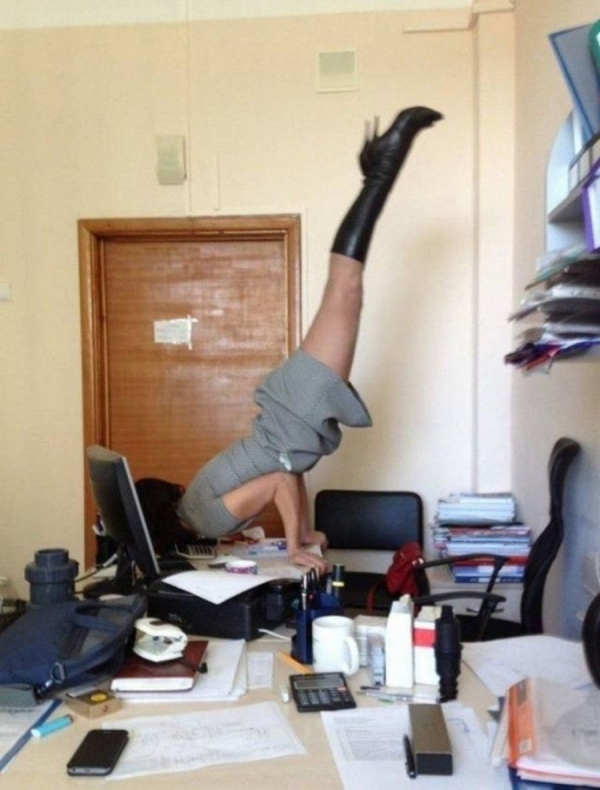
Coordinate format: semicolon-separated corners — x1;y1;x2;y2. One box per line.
178;106;443;573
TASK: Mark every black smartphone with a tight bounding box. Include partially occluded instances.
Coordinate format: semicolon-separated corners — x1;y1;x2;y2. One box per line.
66;729;129;776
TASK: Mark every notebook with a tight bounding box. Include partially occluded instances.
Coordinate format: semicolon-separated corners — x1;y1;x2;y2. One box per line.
110;639;209;693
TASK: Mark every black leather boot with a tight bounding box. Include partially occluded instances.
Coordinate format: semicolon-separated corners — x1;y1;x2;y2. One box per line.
331;106;443;263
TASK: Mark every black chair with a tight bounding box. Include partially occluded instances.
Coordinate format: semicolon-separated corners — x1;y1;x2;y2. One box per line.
415;437;581;641
315;490;505;628
455;436;580;640
317;437;580;641
314;489;424;613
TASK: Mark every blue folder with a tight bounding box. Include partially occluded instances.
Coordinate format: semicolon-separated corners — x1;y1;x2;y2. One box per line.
549;24;600;144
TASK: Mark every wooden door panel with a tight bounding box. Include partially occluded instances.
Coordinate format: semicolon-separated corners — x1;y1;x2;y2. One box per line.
80;216;301;564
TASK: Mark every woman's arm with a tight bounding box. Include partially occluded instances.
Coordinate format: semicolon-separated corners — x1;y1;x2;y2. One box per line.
222;471;329;573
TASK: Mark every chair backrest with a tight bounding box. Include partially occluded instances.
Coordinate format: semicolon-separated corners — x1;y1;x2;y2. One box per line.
314;490;423;550
520;437;581;634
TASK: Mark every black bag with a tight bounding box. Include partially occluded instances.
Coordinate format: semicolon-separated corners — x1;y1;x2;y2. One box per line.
0;594;146;695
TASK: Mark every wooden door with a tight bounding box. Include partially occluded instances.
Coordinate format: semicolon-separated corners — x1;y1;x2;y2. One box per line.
79;215;301;565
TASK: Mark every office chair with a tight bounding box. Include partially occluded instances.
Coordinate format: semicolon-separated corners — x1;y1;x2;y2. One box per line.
314;490;424;613
417;436;582;641
315;490;505;629
474;437;580;639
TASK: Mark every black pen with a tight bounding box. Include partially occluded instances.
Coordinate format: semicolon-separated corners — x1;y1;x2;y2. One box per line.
403;734;417;779
307;568;320;609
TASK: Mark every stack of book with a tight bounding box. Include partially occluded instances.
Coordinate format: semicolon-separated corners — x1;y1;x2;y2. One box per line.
110;639;209;693
432;493;531;584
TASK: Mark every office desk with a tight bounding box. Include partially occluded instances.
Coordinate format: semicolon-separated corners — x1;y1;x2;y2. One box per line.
4;637;495;789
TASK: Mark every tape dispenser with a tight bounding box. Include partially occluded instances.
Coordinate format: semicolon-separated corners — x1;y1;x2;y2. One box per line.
132;617;188;663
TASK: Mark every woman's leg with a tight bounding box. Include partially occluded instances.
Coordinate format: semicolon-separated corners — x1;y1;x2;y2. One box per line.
301;253;363;381
302;106;443;382
221;107;443;570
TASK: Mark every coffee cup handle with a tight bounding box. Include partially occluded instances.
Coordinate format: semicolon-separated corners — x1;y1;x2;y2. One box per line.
343;636;360;675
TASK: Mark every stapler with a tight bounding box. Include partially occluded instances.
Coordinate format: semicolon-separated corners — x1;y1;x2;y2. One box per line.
132;617;187;663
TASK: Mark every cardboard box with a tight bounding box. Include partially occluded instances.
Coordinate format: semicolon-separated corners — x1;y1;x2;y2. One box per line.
65;689;121;719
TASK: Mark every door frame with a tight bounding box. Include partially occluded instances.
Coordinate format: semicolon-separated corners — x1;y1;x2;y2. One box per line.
79;214;302;565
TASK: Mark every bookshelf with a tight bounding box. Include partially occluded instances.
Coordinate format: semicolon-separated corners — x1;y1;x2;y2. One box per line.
505;19;600;370
504;113;600;370
546;113;599;249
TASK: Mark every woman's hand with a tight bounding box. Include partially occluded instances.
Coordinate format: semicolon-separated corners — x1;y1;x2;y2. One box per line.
289;547;330;575
301;529;329;552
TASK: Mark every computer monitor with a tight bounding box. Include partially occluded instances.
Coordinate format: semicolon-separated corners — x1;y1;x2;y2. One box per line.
85;445;161;595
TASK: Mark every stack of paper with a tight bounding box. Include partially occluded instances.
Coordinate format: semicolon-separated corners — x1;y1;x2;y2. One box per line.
432;493;529;583
436;492;517;524
506;247;600;371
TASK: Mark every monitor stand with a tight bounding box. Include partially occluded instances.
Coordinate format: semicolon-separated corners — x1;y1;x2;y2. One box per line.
82;546;143;599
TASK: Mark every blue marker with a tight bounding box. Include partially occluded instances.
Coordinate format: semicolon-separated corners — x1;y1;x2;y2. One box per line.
31;714;73;738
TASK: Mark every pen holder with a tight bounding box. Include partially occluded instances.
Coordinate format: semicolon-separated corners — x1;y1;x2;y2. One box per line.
291;593;343;665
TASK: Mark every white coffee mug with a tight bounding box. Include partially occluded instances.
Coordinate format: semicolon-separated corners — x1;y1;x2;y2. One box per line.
312;615;360;675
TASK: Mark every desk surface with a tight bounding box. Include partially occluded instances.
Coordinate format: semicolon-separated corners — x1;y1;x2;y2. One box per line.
4;636;494;789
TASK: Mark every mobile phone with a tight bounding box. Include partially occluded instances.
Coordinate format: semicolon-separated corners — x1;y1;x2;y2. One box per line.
66;729;129;776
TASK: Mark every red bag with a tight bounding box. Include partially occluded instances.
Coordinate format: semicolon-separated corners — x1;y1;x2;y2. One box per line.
385;541;425;597
366;541;425;613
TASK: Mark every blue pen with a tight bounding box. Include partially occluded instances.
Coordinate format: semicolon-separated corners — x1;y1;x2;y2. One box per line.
31;714;73;738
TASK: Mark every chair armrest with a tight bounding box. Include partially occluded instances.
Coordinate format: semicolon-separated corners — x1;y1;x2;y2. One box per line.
419;553;508;595
414;590;506;641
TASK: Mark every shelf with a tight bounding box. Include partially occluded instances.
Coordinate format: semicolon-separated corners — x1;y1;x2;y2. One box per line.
507;112;600;370
548;181;585;223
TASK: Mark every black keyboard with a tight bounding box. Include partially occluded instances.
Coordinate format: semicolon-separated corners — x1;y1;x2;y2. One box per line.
157;555;195;573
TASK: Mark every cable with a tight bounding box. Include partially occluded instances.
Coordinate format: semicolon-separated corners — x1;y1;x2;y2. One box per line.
258;629;291;641
74;553;119;584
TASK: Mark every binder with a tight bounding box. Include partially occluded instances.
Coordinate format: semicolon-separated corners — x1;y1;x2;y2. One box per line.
549;24;600;144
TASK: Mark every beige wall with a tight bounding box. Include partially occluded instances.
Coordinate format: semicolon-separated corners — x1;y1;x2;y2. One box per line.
0;6;516;600
513;0;600;637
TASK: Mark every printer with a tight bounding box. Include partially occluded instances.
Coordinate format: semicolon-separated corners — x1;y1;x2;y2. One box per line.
146;577;300;640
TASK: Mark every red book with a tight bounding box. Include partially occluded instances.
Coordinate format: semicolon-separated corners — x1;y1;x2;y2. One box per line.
110;639;208;693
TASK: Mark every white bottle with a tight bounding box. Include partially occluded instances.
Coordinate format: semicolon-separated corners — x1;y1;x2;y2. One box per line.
385;594;414;689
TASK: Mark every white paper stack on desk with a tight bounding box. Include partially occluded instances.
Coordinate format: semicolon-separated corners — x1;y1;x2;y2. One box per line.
506;676;600;787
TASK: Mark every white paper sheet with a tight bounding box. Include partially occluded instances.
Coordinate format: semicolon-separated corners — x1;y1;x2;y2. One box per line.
247;650;274;689
462;634;592;697
321;701;509;790
162;569;269;604
106;701;306;780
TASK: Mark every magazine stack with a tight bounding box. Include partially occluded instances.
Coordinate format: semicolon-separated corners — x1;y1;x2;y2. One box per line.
431;492;531;584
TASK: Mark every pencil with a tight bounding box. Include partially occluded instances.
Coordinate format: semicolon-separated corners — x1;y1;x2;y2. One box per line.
277;650;314;674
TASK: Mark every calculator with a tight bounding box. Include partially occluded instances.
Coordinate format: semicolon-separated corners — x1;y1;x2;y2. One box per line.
290;672;357;712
